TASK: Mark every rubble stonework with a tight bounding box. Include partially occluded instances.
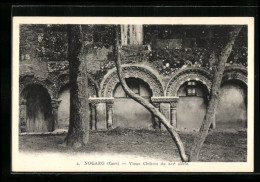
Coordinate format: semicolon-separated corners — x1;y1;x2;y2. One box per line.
19;25;248;132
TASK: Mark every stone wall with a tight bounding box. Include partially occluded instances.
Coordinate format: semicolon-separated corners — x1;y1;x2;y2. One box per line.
19;24;248;132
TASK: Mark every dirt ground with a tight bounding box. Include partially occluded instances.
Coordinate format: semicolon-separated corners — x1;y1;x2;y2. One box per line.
19;128;247;162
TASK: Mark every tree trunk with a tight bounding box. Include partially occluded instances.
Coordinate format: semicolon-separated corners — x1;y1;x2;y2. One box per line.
189;26;242;161
114;26;188;162
64;25;90;147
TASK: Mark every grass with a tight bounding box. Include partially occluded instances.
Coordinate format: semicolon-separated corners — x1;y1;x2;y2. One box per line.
19;128;247;162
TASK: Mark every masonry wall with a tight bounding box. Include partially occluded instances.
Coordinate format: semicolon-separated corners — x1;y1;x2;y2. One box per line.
19;25;248;132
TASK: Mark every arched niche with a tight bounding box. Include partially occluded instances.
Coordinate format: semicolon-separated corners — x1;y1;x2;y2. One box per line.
165;68;212;97
222;66;247;86
112;77;154;129
176;80;210;130
20;84;53;132
216;75;248;129
19;75;56;99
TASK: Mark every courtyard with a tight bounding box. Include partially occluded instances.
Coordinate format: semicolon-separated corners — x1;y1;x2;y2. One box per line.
19;128;247;162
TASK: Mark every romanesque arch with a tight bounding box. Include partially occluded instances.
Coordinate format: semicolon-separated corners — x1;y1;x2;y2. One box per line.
165;67;213;96
100;64;164;97
19;75;56;100
216;66;248;129
222;66;247;86
19;83;54;132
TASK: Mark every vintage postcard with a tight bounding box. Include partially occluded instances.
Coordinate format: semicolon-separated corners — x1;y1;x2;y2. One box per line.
12;17;254;172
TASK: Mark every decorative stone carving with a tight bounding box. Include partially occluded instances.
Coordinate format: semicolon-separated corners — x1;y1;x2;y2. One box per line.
165;67;213;96
100;65;164;97
89;97;114;104
170;100;178;109
152;102;160;108
222;66;248;85
151;96;179;103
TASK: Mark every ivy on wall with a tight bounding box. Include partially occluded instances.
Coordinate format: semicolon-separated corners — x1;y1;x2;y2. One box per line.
20;24;248;80
36;25;68;61
144;25;248;76
93;25;116;49
148;46;247;76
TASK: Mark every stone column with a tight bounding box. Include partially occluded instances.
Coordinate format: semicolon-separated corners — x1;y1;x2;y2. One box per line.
153;102;160;129
20;99;27;133
170;100;178;128
51;99;61;131
106;102;113;129
90;103;97;130
151;97;179;130
159;103;170;130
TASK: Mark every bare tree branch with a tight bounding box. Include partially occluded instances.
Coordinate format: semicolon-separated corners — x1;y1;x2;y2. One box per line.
114;26;188;162
189;26;243;161
87;73;100;97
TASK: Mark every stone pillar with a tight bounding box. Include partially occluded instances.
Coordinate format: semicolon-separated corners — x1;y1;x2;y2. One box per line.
159;103;170;130
106;102;113;129
153;102;160;129
51;99;61;131
151;96;179;130
89;98;114;130
20;99;27;133
170;100;178;128
90;103;97;130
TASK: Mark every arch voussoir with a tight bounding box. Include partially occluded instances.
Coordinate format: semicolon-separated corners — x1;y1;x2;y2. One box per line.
100;65;164;97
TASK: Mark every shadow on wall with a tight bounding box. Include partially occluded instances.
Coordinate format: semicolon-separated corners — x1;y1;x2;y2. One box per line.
176;81;208;130
176;80;247;131
216;80;247;129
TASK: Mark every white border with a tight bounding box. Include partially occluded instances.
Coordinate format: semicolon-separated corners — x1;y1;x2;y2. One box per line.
12;17;254;172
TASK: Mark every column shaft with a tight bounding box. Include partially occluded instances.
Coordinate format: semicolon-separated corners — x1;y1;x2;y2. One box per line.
106;103;113;129
91;103;97;130
51;100;61;131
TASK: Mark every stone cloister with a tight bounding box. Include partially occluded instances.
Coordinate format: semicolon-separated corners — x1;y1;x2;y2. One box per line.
19;24;248;133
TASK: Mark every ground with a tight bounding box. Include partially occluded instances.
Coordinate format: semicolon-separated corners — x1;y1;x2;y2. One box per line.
19;128;247;162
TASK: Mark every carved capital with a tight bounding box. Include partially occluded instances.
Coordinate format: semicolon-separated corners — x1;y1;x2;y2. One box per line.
89;97;114;105
51;99;61;109
170;100;178;108
151;96;179;103
152;102;160;108
106;103;113;109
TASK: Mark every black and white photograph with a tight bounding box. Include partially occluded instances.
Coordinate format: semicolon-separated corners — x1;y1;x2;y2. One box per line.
12;17;254;172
